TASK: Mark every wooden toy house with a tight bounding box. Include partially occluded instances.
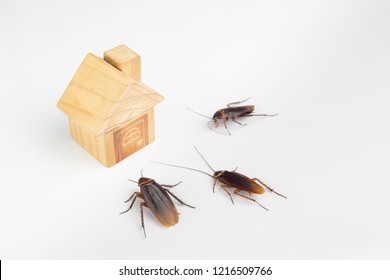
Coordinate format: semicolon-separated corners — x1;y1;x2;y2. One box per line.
57;45;164;167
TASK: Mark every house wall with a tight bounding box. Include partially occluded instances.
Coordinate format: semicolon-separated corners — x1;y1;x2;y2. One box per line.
147;107;155;143
68;107;156;167
69;119;108;166
105;108;156;166
103;129;116;167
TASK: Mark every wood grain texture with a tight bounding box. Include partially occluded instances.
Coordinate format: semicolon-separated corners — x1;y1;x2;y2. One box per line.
58;46;163;167
114;112;149;163
58;53;163;136
69;119;108;166
98;81;163;135
58;53;129;135
104;45;141;80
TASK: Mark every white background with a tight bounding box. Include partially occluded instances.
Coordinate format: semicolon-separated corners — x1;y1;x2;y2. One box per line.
1;0;389;259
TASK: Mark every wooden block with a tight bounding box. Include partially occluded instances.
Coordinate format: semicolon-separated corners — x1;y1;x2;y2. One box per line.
104;45;141;80
58;45;163;167
58;53;130;135
69;119;109;166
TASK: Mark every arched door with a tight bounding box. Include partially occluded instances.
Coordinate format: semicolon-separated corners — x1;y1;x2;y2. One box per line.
114;114;149;162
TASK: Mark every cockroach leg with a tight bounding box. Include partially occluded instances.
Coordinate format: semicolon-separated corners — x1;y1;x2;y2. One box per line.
223;119;231;135
140;202;148;238
220;184;234;204
213;179;218;193
161;181;182;188
227;97;251;107
233;189;269;211
120;192;142;214
124;192;136;203
122;175;194;236
252;178;287;199
247;113;278;117
165;189;195;208
232;118;247;127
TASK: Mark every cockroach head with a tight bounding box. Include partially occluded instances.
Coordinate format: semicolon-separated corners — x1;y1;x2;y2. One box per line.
138;177;153;186
214;170;225;178
212;110;224;122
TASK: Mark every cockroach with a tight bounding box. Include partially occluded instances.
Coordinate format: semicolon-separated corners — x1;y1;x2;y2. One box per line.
188;98;278;135
151;147;286;210
120;171;195;237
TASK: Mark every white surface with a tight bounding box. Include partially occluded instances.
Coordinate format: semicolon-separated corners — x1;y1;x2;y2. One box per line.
1;0;390;259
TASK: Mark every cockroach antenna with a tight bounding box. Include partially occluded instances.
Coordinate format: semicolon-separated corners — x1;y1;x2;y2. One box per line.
207;121;230;136
187;108;229;135
193;146;215;172
187;108;213;120
128;179;138;184
150;147;285;210
149;160;214;178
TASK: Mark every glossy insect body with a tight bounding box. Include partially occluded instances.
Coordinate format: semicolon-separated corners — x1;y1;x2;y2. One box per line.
213;169;286;210
189;98;277;135
151;147;286;211
212;105;255;123
120;175;195;237
140;178;179;227
215;170;265;194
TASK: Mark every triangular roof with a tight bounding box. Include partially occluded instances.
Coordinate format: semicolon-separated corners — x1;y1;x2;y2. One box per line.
57;53;163;135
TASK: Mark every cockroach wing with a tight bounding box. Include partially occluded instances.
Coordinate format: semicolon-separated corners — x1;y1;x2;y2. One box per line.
141;182;179;227
222;106;255;118
218;171;265;194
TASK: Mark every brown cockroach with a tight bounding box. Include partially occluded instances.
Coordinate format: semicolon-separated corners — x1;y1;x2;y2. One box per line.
151;147;286;210
188;98;278;135
120;171;195;237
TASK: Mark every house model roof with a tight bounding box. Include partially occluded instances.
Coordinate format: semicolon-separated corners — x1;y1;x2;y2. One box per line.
57;53;164;136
